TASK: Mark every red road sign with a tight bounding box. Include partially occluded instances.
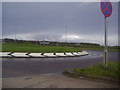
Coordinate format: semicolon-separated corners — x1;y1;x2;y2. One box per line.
100;0;112;17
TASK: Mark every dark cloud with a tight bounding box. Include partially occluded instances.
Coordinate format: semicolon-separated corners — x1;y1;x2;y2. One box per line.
2;2;118;45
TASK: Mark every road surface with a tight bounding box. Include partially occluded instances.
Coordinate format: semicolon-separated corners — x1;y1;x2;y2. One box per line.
2;50;119;78
2;50;119;88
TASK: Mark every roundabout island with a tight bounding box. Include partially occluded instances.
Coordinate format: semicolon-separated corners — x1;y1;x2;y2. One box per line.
0;51;89;58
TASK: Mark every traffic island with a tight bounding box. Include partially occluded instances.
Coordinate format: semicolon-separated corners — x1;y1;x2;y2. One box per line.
0;51;89;58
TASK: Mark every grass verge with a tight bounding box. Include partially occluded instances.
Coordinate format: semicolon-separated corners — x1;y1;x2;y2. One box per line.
63;61;119;79
79;47;120;52
2;42;82;53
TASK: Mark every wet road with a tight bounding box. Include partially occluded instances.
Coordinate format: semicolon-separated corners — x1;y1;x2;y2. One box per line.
2;50;119;78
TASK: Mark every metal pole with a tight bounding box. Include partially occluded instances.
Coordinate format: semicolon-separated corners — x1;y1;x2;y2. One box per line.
104;17;108;68
15;14;17;43
15;27;16;43
65;26;68;47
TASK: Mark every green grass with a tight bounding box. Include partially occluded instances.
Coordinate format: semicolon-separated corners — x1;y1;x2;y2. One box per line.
1;42;82;53
63;61;119;79
0;43;2;51
1;42;119;52
81;47;119;52
79;47;119;52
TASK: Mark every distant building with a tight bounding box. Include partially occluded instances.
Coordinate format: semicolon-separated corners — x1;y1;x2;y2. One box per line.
40;41;50;45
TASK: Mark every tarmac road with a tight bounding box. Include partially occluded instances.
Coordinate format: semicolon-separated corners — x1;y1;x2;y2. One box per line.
2;50;119;88
2;50;119;78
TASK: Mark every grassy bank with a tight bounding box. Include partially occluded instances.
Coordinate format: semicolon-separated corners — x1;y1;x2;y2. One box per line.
79;47;119;52
63;61;119;79
2;42;119;53
2;42;82;53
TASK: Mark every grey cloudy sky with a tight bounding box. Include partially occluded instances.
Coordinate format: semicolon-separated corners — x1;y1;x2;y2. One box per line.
2;2;118;46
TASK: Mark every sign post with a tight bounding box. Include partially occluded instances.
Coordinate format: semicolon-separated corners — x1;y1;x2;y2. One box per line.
100;0;112;68
104;16;108;68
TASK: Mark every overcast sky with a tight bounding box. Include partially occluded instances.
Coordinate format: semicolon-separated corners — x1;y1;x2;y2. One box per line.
1;0;120;2
2;2;118;46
